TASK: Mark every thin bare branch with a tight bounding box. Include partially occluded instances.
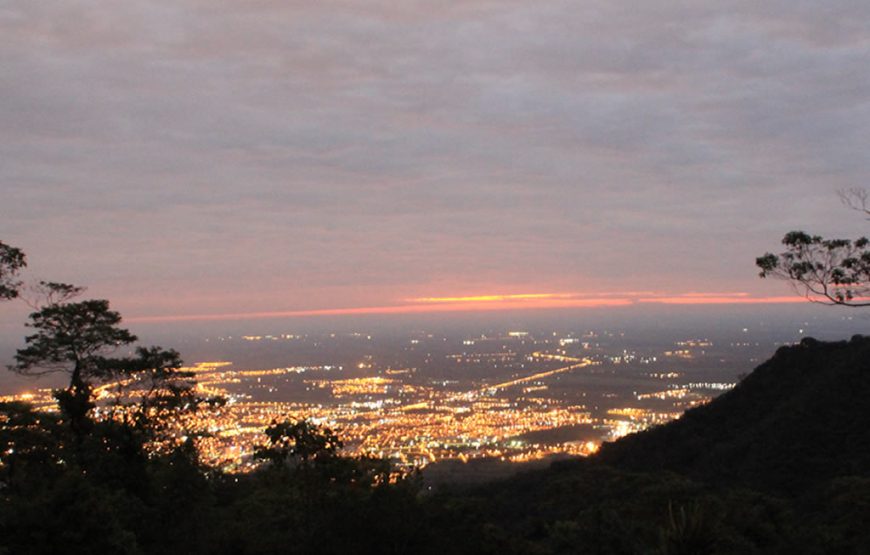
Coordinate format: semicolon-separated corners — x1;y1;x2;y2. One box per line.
838;187;870;218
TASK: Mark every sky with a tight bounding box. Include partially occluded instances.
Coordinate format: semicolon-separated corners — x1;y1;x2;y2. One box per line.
2;1;870;328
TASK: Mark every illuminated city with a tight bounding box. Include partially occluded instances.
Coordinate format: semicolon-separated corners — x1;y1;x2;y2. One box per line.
2;327;751;473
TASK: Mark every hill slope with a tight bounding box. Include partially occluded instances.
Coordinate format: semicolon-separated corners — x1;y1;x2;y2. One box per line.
419;337;870;554
597;335;870;494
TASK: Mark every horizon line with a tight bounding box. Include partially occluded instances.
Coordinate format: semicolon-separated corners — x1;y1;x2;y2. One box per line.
125;293;808;323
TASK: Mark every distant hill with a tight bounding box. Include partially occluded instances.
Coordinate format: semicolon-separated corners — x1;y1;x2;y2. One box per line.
419;336;870;554
597;335;870;495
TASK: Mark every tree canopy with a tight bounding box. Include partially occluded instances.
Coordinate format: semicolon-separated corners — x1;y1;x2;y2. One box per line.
9;282;200;442
757;189;870;307
255;418;343;469
0;240;26;300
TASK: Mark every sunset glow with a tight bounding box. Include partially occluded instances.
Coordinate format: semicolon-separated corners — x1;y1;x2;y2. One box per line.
638;295;807;305
409;293;576;303
126;291;807;323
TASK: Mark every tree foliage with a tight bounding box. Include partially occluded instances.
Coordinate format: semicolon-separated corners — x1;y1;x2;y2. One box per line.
8;282;201;443
0;240;26;300
757;189;870;307
12;295;138;379
255;418;343;469
756;231;870;306
98;346;209;447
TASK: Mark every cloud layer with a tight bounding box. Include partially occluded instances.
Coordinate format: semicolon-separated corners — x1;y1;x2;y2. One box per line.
2;1;869;320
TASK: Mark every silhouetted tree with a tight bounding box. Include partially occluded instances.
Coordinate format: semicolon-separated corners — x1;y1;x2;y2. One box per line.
10;287;136;437
255;418;342;469
98;346;208;448
757;189;870;306
8;283;194;443
0;240;26;300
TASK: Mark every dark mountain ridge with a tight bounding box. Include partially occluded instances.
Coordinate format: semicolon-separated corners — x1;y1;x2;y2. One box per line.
597;334;870;495
421;336;870;554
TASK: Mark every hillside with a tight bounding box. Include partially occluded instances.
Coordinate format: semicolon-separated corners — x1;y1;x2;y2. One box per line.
597;335;870;494
420;336;870;554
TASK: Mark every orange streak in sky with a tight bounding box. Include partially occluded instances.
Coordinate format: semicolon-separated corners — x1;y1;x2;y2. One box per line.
410;293;575;303
126;292;809;323
675;292;750;298
127;298;631;323
638;295;804;305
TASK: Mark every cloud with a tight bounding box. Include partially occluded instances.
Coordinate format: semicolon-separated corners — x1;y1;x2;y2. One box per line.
2;1;869;321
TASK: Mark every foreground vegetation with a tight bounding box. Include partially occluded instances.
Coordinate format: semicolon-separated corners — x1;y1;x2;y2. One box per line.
3;334;869;554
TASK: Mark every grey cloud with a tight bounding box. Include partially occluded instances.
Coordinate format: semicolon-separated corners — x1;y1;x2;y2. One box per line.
2;0;869;317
